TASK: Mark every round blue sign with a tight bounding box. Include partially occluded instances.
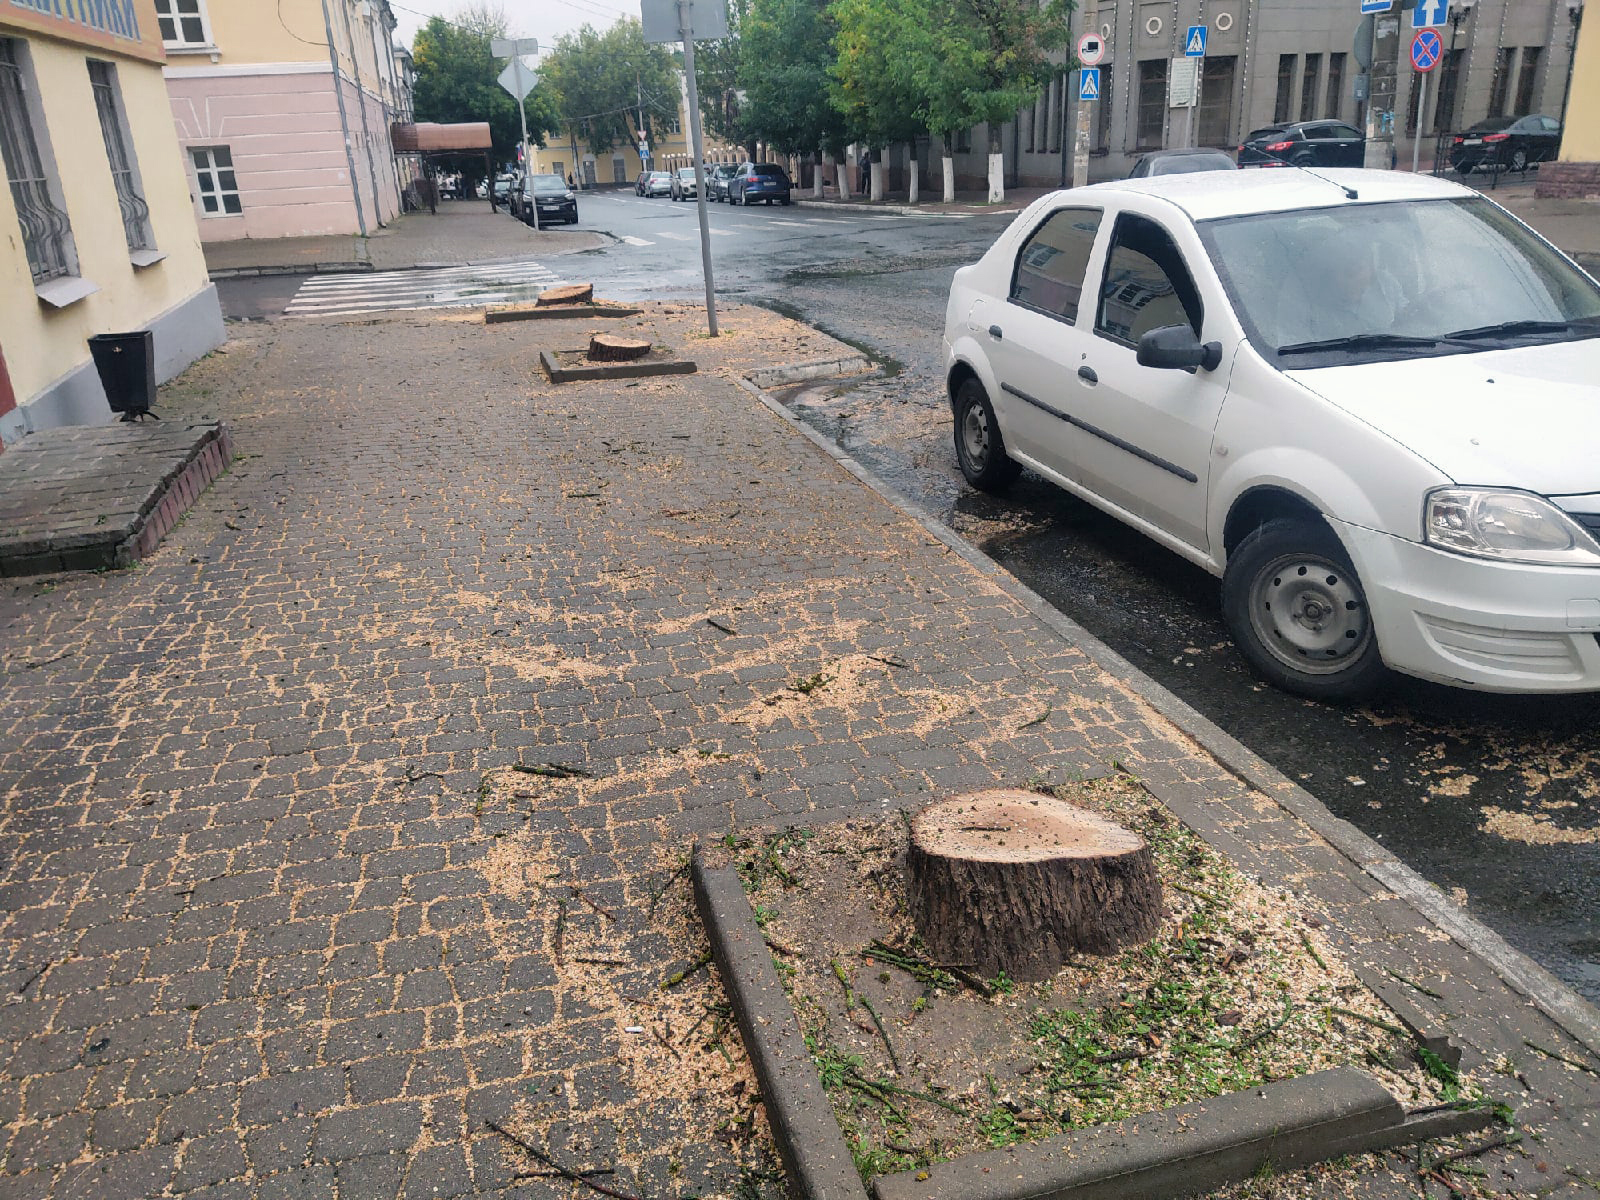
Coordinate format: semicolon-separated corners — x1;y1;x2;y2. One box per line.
1411;28;1442;71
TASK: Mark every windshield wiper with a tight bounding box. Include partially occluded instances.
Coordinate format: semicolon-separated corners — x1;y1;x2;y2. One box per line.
1276;333;1441;356
1439;319;1574;341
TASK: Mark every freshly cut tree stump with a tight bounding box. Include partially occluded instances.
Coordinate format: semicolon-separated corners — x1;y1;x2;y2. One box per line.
907;790;1162;982
586;333;651;362
536;283;594;307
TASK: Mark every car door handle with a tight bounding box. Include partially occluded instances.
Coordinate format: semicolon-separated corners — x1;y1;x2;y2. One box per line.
988;325;1003;340
1077;365;1098;383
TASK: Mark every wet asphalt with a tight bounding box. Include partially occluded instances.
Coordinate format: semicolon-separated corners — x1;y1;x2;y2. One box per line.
221;190;1600;1004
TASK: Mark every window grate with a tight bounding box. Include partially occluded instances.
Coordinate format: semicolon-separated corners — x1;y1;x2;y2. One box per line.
0;39;73;283
89;61;151;252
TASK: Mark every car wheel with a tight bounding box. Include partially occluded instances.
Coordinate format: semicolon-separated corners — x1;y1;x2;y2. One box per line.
952;378;1021;493
1221;518;1389;701
1510;148;1529;173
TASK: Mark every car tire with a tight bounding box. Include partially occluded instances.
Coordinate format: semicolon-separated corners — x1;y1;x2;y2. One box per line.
1510;149;1529;173
1221;517;1390;702
952;378;1021;493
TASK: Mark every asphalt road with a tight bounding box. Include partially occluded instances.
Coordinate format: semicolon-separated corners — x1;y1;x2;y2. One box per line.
220;189;1600;1004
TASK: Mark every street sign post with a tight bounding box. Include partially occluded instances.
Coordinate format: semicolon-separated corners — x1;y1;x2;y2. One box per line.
1409;28;1441;173
641;0;726;336
1180;26;1205;147
1071;0;1098;188
492;39;541;228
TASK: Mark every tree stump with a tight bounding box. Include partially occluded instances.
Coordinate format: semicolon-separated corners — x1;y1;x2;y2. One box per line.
907;790;1162;982
536;283;594;307
586;333;651;362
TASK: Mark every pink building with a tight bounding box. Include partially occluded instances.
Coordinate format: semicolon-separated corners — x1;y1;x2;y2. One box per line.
160;0;409;240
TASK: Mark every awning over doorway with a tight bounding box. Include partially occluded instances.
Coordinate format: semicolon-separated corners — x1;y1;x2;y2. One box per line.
390;123;493;152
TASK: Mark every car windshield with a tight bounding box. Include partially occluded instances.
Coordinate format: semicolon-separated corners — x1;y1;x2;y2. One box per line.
1199;197;1600;365
530;175;565;193
677;168;694;177
1149;153;1235;175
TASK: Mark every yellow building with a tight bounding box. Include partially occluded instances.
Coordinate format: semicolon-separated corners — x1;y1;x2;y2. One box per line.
162;0;408;239
1;0;224;443
1538;1;1597;195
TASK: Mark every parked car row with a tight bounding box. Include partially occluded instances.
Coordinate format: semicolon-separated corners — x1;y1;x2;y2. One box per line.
1225;114;1561;175
632;163;794;206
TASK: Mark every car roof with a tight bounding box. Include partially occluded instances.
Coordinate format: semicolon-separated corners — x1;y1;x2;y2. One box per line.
1138;147;1234;159
1069;168;1473;221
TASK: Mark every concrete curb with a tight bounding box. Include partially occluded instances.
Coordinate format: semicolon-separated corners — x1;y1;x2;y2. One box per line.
871;1074;1490;1200
539;348;697;383
734;371;1600;1060
692;849;870;1200
792;198;1028;218
745;355;870;388
208;261;371;280
485;304;643;324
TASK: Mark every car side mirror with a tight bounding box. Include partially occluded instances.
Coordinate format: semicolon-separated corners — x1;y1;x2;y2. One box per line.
1136;324;1224;372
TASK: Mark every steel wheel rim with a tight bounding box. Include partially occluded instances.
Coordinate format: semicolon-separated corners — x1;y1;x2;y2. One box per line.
960;402;991;469
1248;553;1372;676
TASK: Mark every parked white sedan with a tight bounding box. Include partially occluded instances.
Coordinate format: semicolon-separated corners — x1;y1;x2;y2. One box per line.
944;169;1600;699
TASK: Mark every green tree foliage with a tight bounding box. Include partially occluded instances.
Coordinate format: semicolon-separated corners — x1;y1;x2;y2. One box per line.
539;20;679;154
410;13;558;164
693;0;752;155
740;0;846;158
828;0;926;150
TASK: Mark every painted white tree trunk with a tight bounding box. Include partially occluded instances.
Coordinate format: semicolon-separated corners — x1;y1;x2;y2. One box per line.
839;155;852;200
942;155;955;203
870;161;885;201
988;152;1004;203
814;153;825;198
908;154;919;204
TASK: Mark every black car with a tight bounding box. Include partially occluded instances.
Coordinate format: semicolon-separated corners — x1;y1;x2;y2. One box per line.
516;174;577;226
707;163;739;201
1448;114;1562;174
1237;120;1365;168
728;162;792;206
1127;147;1238;178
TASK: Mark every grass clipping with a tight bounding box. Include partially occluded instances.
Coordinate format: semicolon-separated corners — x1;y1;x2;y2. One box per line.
732;775;1478;1182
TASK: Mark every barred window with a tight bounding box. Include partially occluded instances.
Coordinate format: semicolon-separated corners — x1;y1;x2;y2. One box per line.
155;0;210;48
0;38;76;284
191;145;242;216
88;61;152;253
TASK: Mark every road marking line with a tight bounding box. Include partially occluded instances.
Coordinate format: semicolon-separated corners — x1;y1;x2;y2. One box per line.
620;235;653;245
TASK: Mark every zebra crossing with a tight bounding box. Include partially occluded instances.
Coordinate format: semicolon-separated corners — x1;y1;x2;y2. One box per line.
284;260;566;318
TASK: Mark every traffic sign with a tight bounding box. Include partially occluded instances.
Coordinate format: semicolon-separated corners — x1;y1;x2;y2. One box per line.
1077;31;1105;66
1410;27;1442;71
1184;24;1206;56
1413;0;1447;24
1360;0;1390;13
497;59;537;100
1079;68;1101;101
490;37;539;57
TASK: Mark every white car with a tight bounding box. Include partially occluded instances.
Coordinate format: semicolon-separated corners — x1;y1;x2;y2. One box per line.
943;169;1600;699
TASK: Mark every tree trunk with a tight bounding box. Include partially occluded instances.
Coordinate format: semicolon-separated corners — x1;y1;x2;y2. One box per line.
870;158;885;202
814;151;825;198
536;283;594;307
586;333;651;362
906;790;1162;983
908;145;919;205
941;133;955;203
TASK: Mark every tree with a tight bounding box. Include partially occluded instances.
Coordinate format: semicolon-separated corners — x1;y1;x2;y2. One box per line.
829;0;928;197
411;11;559;174
540;19;678;174
741;0;846;179
693;0;753;157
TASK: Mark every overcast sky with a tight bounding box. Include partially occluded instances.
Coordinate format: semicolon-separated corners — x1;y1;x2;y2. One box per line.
390;0;640;53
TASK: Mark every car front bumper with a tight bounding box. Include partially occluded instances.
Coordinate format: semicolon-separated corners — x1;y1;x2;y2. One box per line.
1342;522;1600;692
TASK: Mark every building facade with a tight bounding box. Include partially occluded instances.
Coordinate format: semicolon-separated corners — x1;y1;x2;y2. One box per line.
1538;0;1595;194
161;0;408;240
1;0;224;443
934;0;1584;188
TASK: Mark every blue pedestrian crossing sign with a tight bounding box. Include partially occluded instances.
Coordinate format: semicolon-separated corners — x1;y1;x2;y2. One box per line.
1360;0;1390;13
1184;25;1206;56
1079;67;1101;101
1413;0;1448;24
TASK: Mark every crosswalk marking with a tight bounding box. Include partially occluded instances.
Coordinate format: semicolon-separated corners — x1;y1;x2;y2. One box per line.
285;260;564;317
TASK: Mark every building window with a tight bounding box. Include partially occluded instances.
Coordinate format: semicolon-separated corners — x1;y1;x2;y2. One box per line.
1299;53;1321;122
1197;56;1236;147
1486;46;1514;117
1514;46;1541;116
0;39;77;284
1326;53;1346;120
1274;54;1297;124
1434;47;1464;133
155;0;210;48
191;146;241;216
88;61;153;253
1136;59;1167;150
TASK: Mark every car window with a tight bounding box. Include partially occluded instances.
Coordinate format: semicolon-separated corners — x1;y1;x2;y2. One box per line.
1301;125;1334;139
1010;207;1102;323
1541;116;1561;132
1095;214;1203;344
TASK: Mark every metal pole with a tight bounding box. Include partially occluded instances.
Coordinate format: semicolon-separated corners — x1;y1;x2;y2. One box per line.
1072;0;1097;187
1411;69;1427;173
678;0;718;337
515;58;540;231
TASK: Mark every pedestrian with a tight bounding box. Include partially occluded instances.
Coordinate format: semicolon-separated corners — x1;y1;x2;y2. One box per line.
567;171;576;189
857;151;870;196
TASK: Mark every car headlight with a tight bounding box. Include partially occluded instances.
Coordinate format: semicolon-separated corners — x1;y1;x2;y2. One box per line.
1424;488;1600;566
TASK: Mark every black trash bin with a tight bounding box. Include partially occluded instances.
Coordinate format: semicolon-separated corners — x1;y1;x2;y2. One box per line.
88;330;157;420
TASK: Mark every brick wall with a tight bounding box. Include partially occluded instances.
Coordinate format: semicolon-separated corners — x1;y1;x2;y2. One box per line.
1535;161;1600;199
